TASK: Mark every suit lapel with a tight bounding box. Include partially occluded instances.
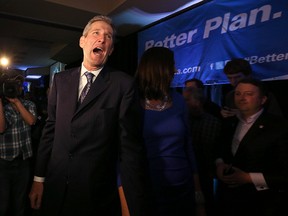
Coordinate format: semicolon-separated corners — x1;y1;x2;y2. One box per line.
68;67;81;111
60;68;81;116
234;113;266;156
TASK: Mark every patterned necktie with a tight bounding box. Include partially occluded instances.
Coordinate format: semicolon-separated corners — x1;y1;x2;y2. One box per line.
79;71;94;103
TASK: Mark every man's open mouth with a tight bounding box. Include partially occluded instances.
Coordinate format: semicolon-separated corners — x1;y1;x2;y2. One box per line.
93;47;103;54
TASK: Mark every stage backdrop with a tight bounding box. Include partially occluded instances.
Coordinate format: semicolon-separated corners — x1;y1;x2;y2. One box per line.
138;0;288;87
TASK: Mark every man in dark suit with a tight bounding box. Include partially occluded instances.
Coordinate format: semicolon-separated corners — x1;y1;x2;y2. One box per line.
29;15;149;216
215;78;288;216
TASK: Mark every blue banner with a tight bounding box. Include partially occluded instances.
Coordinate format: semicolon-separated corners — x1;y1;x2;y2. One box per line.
138;0;288;87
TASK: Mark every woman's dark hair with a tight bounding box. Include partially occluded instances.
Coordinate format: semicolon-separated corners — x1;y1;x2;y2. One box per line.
135;47;175;100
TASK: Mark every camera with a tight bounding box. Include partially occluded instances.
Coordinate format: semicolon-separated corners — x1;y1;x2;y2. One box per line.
0;69;23;98
0;80;21;98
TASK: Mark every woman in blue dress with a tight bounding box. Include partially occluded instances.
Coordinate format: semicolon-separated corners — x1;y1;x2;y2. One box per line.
135;47;205;216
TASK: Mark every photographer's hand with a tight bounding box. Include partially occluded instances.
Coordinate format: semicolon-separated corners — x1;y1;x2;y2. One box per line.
6;97;37;126
6;97;20;104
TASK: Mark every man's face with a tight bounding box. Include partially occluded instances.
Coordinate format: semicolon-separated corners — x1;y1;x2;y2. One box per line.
226;72;246;87
234;83;267;116
182;81;197;98
79;21;114;70
185;81;198;88
185;95;201;114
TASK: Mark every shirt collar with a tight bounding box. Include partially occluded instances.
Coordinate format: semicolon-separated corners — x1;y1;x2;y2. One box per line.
81;64;103;77
237;108;263;124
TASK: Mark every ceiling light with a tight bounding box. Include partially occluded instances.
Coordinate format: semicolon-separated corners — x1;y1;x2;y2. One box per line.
26;75;42;79
0;57;9;67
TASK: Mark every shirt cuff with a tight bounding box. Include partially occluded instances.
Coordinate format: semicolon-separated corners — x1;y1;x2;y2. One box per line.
249;173;269;191
34;176;45;182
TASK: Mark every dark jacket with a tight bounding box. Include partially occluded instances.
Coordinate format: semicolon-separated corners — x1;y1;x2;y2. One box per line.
216;112;288;216
34;66;149;216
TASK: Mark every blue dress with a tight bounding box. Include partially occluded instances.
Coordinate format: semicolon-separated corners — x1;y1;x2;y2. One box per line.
141;90;197;216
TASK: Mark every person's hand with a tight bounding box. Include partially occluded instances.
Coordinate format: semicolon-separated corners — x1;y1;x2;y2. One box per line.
5;97;20;104
216;162;231;180
220;107;238;118
118;186;130;216
29;181;44;209
221;166;252;188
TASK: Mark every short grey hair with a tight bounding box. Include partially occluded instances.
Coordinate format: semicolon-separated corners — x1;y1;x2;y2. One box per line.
82;15;116;41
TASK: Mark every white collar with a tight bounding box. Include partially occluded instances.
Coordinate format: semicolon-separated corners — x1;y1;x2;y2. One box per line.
81;64;103;77
237;108;263;124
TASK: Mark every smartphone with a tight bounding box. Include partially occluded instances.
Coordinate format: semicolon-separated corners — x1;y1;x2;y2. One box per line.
223;166;235;176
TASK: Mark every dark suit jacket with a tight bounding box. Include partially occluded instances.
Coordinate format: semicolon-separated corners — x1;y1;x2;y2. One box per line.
216;111;288;215
34;66;149;216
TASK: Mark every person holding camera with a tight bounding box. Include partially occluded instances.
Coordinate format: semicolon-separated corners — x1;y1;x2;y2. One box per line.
0;72;37;216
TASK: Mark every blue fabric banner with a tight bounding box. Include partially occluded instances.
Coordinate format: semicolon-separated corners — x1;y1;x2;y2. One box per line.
137;0;288;87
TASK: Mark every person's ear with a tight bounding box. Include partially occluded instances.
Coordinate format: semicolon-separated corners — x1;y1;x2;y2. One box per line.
79;35;85;48
261;96;267;105
108;46;114;56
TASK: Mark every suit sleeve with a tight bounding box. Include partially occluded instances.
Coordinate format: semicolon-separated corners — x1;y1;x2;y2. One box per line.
34;73;58;177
